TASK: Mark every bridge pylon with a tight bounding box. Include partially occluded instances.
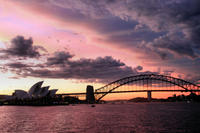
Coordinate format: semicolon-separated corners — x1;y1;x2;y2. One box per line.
86;85;95;104
147;91;152;101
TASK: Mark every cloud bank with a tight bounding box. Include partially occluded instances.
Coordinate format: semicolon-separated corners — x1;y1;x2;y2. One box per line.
0;36;150;83
47;0;200;59
0;36;46;58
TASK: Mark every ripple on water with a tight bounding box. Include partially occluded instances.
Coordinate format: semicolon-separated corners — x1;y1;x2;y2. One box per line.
0;103;200;133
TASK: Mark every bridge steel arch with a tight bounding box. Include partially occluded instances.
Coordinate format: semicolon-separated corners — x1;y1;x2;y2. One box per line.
94;74;200;102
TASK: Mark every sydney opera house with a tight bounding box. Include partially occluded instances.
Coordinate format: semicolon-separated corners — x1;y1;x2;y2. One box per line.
0;81;81;105
7;81;58;100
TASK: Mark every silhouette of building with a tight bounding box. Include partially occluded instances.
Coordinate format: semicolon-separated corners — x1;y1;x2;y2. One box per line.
10;81;58;100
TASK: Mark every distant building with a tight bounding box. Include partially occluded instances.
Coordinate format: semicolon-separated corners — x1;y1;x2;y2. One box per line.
9;81;58;100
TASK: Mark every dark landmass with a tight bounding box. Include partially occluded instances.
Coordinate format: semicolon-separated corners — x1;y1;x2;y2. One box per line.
102;93;200;103
0;95;84;106
130;93;200;103
166;93;200;102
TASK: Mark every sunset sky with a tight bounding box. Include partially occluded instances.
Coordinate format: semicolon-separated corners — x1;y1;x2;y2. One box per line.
0;0;200;99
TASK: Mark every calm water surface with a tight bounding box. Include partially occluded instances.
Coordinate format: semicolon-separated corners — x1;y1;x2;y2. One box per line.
0;102;200;133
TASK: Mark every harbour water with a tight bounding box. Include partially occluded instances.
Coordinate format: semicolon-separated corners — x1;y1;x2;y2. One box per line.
0;102;200;133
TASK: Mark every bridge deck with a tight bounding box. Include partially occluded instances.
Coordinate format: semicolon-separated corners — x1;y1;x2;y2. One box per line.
57;89;200;96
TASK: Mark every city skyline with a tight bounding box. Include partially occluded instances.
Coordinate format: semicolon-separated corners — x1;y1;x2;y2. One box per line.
0;0;200;100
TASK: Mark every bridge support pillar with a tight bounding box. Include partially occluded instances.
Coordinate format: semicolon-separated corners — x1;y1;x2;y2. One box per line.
86;85;95;104
147;91;152;102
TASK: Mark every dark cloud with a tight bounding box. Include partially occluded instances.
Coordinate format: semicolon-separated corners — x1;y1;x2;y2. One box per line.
53;0;200;59
0;35;148;83
3;62;32;77
2;50;149;83
49;0;111;18
157;52;168;60
26;55;144;83
98;29;164;45
151;33;198;59
107;0;200;58
104;0;200;60
90;17;137;34
0;36;46;58
46;51;73;66
136;66;143;71
7;62;31;68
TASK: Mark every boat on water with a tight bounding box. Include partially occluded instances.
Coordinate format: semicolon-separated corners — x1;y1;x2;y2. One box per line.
91;104;95;107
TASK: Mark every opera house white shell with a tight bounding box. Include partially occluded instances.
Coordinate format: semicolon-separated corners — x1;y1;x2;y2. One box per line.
13;90;30;99
28;81;43;97
39;86;50;97
11;81;58;100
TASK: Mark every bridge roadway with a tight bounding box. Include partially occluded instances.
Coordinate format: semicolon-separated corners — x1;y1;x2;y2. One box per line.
57;89;200;96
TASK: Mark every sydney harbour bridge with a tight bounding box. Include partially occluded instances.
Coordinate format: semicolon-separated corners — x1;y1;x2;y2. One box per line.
59;74;200;103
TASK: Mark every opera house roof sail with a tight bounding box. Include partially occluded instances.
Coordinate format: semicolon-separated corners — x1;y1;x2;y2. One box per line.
28;81;44;97
39;86;50;97
11;81;58;100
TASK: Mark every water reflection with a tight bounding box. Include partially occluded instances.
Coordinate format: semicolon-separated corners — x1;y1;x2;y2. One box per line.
0;103;200;133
